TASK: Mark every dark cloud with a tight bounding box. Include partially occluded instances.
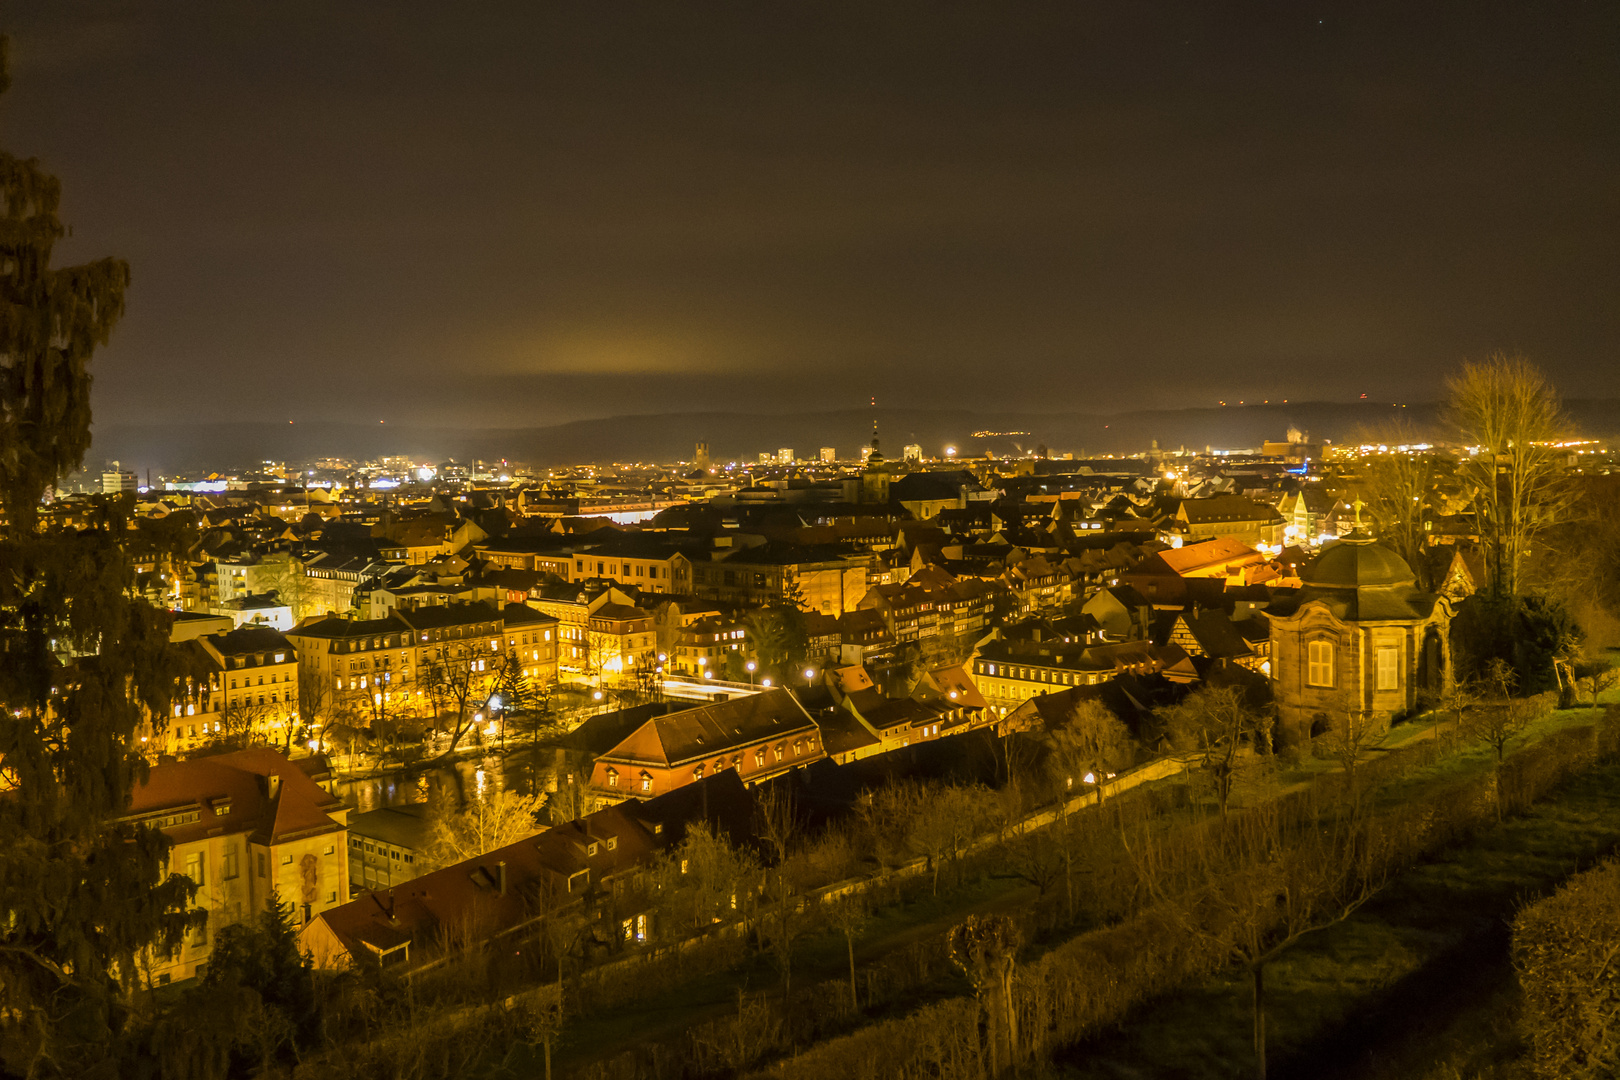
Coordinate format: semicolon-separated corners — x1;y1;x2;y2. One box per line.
5;1;1616;428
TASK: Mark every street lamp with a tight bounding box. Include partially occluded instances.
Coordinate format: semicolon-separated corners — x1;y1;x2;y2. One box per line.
761;677;772;688
746;660;756;686
803;668;816;682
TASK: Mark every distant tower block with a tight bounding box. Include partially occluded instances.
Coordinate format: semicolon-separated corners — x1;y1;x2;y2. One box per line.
695;442;711;471
776;448;795;465
819;447;836;463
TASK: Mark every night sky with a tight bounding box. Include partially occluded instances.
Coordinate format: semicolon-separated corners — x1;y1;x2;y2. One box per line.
6;2;1617;430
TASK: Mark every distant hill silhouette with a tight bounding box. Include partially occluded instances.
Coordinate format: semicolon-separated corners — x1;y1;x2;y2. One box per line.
91;398;1620;476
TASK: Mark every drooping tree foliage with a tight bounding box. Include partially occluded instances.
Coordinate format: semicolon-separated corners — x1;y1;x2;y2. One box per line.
0;37;196;1076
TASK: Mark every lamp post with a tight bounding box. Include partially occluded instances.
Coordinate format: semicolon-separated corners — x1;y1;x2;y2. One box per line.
746;660;757;686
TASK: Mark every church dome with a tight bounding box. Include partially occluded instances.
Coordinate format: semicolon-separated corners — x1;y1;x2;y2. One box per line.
1304;532;1416;589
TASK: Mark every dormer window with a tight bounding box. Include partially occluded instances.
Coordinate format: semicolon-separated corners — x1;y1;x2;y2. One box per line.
606;768;619;788
587;842;599;857
640;772;653;793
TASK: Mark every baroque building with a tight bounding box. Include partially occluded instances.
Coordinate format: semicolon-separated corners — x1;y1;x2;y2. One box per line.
1267;528;1451;744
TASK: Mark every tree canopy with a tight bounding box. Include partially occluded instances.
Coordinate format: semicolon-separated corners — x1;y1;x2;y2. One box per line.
0;37;196;1075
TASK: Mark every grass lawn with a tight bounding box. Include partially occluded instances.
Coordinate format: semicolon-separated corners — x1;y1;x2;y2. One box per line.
1052;743;1620;1080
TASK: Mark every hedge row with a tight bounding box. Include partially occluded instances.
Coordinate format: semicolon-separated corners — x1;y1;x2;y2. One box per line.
757;712;1620;1080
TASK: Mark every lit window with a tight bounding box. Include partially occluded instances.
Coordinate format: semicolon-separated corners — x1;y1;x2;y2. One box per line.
1376;645;1400;691
1307;641;1334;688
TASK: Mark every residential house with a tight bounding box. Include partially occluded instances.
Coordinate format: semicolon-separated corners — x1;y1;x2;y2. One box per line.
121;749;350;984
1080;584;1154;642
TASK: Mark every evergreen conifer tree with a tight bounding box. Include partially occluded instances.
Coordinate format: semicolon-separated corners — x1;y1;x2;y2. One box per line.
0;37;197;1076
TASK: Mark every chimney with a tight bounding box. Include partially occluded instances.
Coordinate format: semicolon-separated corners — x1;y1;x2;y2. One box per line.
266;773;281;800
497;860;507;897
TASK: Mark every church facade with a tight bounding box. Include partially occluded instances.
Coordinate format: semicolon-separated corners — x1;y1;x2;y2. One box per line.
1268;531;1452;744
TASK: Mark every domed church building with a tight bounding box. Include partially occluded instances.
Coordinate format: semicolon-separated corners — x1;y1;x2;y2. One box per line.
1267;523;1452;745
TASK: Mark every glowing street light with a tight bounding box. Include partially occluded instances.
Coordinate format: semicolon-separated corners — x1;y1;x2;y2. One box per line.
761;677;772;688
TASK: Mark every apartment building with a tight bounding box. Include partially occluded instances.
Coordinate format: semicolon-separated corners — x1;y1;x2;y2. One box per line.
161;627;300;756
120;750;349;985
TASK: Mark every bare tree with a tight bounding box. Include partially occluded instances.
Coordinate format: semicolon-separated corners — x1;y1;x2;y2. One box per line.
1320;708;1382;809
1163;685;1273;821
421;646;516;757
1465;657;1534;819
756;783;813;1002
1050;698;1135;805
215;698;275;750
907;784;993;895
518;985;565;1080
1418;677;1478;747
1353;425;1439;587
295;664;335;754
1156;796;1388;1080
257;551;314;623
826;897;868;1013
420;786;546;873
948;914;1024;1075
1573;659;1619;709
1446;353;1568;598
654;822;759;933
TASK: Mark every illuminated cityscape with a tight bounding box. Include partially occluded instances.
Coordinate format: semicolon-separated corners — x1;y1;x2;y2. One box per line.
4;5;1620;1080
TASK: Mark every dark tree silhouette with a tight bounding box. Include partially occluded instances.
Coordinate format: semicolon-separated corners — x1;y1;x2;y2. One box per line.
0;38;197;1075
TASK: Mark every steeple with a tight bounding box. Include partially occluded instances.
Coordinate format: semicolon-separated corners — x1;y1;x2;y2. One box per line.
867;396;884;463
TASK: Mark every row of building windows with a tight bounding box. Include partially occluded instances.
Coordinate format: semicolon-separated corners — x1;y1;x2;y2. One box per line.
577;560;669;579
1304;640;1401;690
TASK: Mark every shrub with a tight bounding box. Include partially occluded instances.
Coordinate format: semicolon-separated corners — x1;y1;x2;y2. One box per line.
1513;858;1620;1079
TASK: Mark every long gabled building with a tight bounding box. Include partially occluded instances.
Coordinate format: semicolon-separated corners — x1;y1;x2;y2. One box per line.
587;688;825;806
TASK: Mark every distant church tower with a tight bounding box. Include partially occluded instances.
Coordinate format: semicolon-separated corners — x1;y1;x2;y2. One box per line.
862;415;891;505
694;441;711;472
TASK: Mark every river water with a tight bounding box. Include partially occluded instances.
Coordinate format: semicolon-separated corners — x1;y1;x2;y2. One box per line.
330;743;556;814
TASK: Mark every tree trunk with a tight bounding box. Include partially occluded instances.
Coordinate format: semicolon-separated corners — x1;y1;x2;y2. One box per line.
1062;836;1074;923
1253;963;1267;1080
846;931;858;1012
